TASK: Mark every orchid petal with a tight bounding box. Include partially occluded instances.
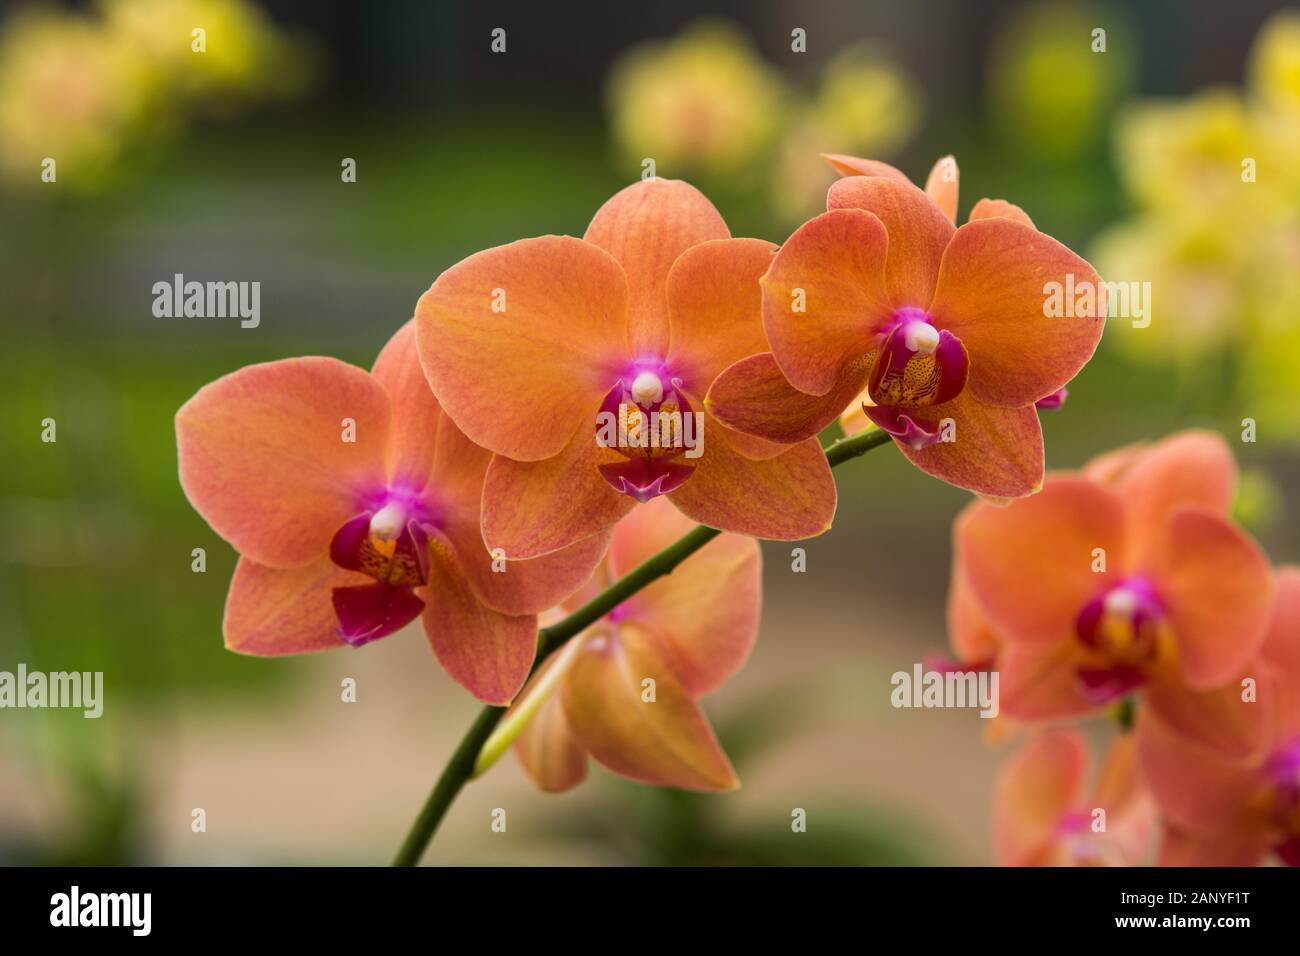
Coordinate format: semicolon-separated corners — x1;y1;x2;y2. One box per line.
371;320;443;492
994;731;1087;866
224;556;363;655
584;178;729;356
665;237;777;392
827;175;955;308
415;236;628;461
928;218;1106;408
820;153;911;182
667;428;835;540
969;197;1035;229
1136;706;1270;837
562;625;738;791
759;208;892;396
512;655;590;792
608;497;761;696
481;429;635;559
894;391;1045;498
1114;430;1236;553
1142;507;1273;690
923;155;959;222
957;476;1126;646
420;538;537;705
177;357;390;569
705;352;872;445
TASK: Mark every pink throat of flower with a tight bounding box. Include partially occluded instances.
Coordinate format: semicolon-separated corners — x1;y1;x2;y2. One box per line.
863;308;968;451
1266;738;1300;866
1072;577;1166;703
1035;386;1069;411
1266;738;1300;807
595;361;699;502
327;490;434;647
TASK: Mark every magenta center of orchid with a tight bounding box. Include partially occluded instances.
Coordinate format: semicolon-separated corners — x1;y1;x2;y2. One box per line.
863;308;969;450
1266;738;1300;809
1072;576;1168;703
1056;810;1091;835
326;485;437;648
613;359;682;412
594;358;701;504
1265;738;1300;865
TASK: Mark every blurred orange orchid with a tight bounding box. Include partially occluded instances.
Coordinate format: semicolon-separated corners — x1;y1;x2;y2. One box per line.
994;730;1156;866
1137;567;1300;866
946;558;1001;671
954;431;1275;755
175;321;607;705
507;496;760;792
707;153;1104;497
415;178;836;559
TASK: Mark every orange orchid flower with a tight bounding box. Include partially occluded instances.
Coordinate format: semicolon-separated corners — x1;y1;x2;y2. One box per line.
1136;566;1300;867
175;321;607;705
706;153;1105;497
954;431;1275;755
947;558;1001;671
414;178;836;561
509;495;760;792
995;730;1157;866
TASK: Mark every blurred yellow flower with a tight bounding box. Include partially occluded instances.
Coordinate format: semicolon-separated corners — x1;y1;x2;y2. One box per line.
1092;209;1249;362
604;19;919;218
101;0;313;106
771;46;920;223
1249;10;1300;118
1112;90;1265;212
812;44;920;158
769;110;828;223
0;9;148;189
605;20;786;177
0;0;313;193
989;1;1135;163
1241;320;1300;435
1093;11;1300;443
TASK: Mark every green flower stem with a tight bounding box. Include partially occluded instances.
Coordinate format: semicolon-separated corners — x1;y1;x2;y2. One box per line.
390;426;893;866
472;628;595;780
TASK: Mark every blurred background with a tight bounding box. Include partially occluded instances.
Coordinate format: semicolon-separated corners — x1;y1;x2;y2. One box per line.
1;0;1298;865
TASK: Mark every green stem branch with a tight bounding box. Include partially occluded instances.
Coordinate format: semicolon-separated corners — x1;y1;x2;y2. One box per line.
390;426;892;866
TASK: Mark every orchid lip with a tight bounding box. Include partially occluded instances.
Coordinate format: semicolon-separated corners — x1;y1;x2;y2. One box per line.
1265;737;1300;805
332;583;424;647
326;485;437;646
1055;810;1091;835
330;511;430;587
1076;577;1165;645
864;404;946;450
596;367;703;464
1035;386;1069;411
1074;577;1168;686
868;309;968;411
598;457;694;502
1075;665;1148;704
